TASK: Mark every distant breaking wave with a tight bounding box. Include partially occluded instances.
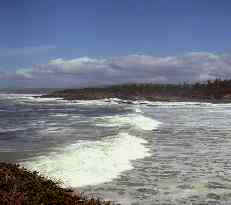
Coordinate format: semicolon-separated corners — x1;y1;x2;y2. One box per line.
94;112;161;131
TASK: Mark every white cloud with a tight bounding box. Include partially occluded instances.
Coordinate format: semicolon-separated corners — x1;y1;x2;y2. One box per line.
45;57;107;74
2;52;231;88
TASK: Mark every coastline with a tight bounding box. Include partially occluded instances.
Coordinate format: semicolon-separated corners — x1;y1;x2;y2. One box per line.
39;81;231;104
40;91;231;105
3;81;231;204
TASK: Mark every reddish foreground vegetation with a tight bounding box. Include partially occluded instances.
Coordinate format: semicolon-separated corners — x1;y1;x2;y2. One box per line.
0;162;114;205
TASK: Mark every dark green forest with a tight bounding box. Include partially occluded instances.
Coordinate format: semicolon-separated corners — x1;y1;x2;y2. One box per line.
43;79;231;101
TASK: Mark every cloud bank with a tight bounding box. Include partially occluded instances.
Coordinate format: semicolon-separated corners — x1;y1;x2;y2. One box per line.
1;52;231;88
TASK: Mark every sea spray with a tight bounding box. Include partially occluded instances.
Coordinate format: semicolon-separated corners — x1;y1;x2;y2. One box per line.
95;113;161;131
22;132;151;187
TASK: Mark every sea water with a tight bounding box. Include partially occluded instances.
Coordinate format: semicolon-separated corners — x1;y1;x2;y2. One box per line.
1;90;231;204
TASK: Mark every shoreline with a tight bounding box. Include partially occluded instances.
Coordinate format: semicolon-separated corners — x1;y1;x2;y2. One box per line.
39;81;231;104
39;94;231;105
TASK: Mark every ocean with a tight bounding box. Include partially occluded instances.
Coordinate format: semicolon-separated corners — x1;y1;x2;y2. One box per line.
1;90;231;204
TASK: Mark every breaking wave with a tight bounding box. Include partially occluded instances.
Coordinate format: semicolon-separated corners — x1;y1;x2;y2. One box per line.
16;96;163;187
22;132;150;187
95;111;161;131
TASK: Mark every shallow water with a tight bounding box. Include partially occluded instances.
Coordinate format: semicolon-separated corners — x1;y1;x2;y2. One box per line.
1;91;231;204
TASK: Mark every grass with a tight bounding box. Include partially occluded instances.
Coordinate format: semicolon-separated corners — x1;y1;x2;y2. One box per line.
0;162;116;205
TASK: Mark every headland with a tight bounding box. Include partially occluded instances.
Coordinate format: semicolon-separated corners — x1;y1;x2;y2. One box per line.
41;79;231;103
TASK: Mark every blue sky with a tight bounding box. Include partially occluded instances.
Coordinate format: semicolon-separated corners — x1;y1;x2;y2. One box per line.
1;0;231;88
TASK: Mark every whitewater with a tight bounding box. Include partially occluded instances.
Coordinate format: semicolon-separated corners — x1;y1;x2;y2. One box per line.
1;91;231;204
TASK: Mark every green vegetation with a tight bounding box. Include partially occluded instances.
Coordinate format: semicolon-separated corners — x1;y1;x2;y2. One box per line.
0;162;114;205
42;79;231;102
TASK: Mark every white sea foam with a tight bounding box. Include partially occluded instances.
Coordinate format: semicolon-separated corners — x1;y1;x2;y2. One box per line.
63;98;220;109
65;99;120;106
0;127;27;132
95;113;161;131
51;113;69;117
0;93;39;98
134;107;143;113
22;96;63;102
137;101;213;107
0;94;61;105
71;115;80;118
22;132;150;187
210;103;231;108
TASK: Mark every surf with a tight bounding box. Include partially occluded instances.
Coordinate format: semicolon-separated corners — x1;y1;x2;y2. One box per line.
22;132;150;187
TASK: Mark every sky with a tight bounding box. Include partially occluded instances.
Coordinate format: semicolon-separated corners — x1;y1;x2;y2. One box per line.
0;0;231;88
